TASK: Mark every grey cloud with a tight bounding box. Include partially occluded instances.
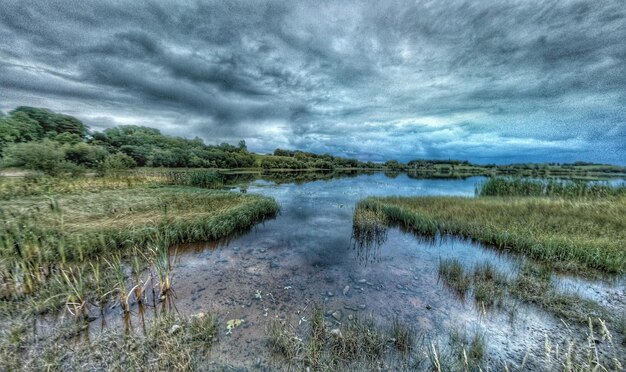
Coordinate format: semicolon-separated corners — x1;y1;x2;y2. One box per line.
0;0;624;164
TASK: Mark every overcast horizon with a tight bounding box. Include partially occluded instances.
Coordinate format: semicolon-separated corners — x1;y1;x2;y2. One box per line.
1;0;625;165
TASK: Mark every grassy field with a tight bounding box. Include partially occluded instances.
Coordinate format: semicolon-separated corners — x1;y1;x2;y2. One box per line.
0;172;281;370
355;195;626;273
0;186;279;262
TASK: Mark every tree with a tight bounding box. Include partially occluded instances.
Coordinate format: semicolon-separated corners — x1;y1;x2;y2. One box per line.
99;153;137;174
238;140;247;152
10;106;88;138
1;139;80;175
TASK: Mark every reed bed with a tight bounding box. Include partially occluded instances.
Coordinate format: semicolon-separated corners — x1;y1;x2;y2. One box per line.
162;170;224;189
0;172;168;199
477;177;626;198
356;196;626;273
0;186;279;263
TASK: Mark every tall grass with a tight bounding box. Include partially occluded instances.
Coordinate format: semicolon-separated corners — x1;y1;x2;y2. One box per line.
0;187;279;263
356;196;626;273
477;177;626;198
163;170;224;189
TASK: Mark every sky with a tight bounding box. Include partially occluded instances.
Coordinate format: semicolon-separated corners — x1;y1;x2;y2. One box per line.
0;0;624;164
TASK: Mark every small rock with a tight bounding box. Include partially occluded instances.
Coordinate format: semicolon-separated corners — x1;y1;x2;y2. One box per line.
426;304;432;310
358;304;366;310
330;328;343;339
348;314;354;321
343;285;350;296
331;310;343;321
356;279;367;284
169;324;182;335
326;291;334;297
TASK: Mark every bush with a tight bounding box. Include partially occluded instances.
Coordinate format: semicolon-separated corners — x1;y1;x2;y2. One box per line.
64;143;110;168
99;153;137;174
1;139;82;176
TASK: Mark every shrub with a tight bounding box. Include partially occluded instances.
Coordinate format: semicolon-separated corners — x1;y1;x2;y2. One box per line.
99;153;137;173
1;139;81;176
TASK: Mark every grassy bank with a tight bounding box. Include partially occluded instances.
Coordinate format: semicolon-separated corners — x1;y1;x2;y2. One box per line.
477;177;626;198
0;186;279;262
355;196;626;273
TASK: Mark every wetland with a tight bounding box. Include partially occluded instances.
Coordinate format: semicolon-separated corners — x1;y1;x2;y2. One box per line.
2;171;624;371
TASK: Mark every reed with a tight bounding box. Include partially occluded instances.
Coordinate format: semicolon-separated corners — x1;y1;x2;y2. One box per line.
476;177;626;198
60;266;89;318
356;195;626;273
438;258;471;296
0;187;279;263
106;255;131;313
163;170;224;189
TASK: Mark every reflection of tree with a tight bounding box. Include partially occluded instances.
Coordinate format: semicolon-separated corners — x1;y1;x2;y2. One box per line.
260;170;363;185
351;207;388;266
383;171;400;179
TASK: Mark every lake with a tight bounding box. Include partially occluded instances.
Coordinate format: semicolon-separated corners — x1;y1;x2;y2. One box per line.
84;172;625;369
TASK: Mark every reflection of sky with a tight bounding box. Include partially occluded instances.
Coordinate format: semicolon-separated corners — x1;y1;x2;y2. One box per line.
234;174;494;269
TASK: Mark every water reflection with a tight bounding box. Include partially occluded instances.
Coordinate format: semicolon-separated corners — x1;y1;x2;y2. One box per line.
80;171;624;368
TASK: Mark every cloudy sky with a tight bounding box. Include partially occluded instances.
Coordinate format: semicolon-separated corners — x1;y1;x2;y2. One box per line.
1;0;624;164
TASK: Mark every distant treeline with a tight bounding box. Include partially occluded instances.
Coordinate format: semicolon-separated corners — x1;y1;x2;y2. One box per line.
260;149;383;170
1;106;623;177
0;106;254;175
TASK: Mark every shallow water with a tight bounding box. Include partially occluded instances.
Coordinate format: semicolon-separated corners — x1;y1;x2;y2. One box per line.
83;172;625;368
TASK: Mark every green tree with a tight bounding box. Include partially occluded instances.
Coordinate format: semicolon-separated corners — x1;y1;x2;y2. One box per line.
10;106;88;138
1;139;80;175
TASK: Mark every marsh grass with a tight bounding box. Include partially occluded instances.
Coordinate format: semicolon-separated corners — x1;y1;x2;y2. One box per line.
0;186;279;263
436;259;619;339
477;177;626;198
510;264;607;324
351;205;388;264
356;195;626;273
472;262;508;308
0;314;220;371
163;170;224;189
269;308;425;371
448;327;487;371
438;258;471;297
0;171;168;199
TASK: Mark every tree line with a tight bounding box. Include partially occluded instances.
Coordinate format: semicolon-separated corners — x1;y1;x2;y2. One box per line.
0;106;254;175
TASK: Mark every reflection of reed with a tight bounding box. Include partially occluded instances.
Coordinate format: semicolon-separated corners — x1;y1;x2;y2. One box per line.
351;207;388;266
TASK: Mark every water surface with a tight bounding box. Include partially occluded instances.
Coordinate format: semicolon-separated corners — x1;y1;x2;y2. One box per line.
88;172;625;368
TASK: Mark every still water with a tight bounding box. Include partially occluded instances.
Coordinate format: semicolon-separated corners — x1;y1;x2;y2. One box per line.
91;172;625;368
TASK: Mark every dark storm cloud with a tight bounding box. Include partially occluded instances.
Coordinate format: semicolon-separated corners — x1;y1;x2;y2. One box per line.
0;0;624;164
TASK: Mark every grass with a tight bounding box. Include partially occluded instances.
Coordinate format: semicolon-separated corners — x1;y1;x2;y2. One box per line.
0;314;219;371
448;327;487;371
355;195;626;273
472;262;508;308
268;308;415;370
0;171;168;199
510;264;607;324
438;258;471;297
477;177;626;198
438;259;613;330
0;172;278;371
0;186;279;262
